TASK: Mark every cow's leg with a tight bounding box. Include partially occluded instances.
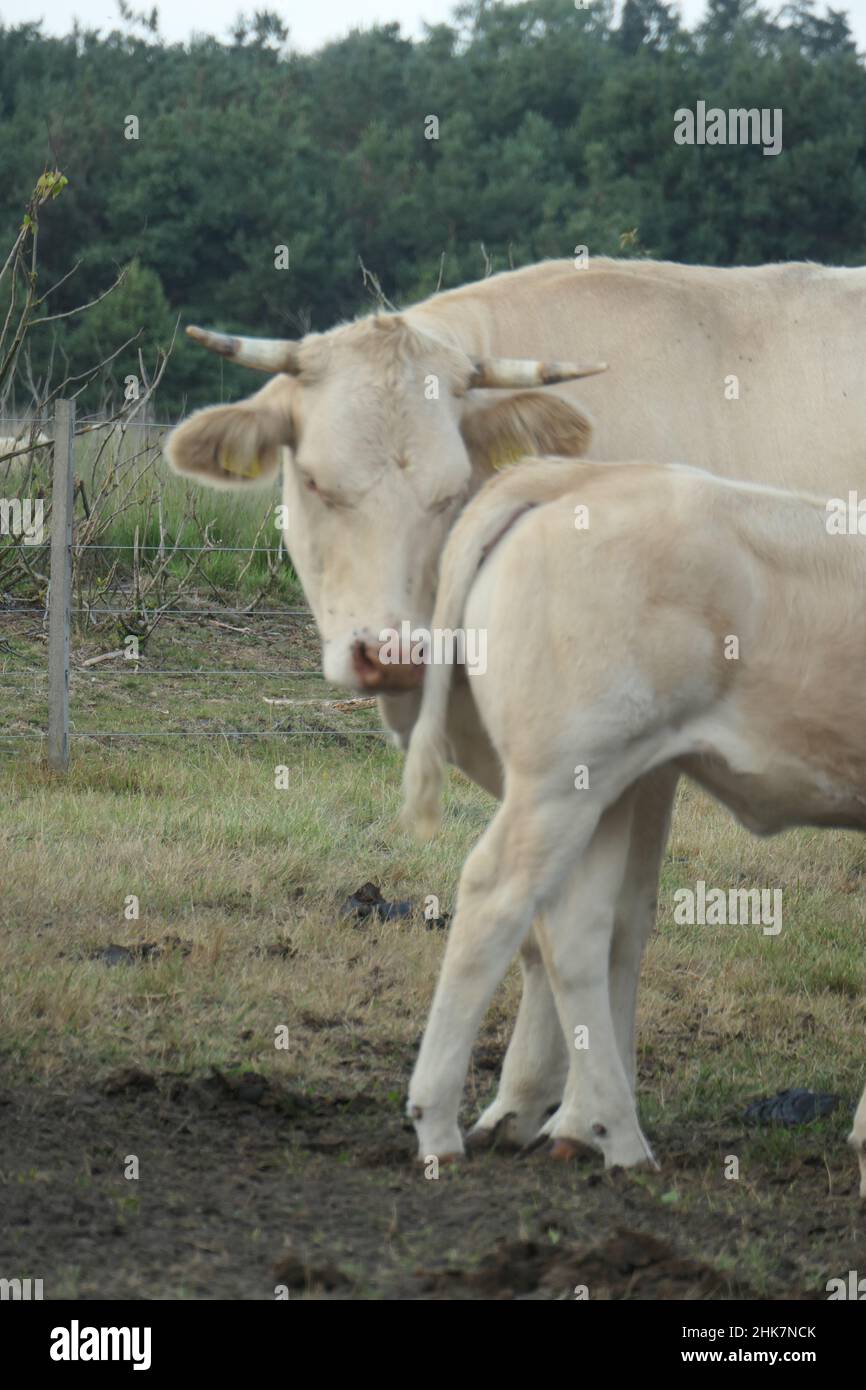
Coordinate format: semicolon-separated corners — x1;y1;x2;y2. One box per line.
609;766;679;1089
849;1085;866;1198
466;922;569;1149
468;767;678;1146
427;679;569;1149
408;785;605;1161
533;789;657;1169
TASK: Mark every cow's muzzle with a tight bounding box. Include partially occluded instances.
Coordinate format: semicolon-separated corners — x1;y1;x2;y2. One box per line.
351;638;425;692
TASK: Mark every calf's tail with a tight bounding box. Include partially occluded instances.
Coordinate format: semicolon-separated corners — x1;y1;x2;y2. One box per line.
401;458;579;839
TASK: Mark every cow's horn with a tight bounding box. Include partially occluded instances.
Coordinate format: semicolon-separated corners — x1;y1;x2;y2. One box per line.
186;325;301;374
469;358;608;389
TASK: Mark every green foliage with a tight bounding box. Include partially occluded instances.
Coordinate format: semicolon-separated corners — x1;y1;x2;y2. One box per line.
63;258;175;405
0;0;864;416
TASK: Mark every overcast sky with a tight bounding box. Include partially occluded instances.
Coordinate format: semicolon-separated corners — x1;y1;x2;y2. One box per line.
1;0;865;54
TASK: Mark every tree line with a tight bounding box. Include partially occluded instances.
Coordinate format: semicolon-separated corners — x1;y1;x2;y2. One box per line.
0;0;863;416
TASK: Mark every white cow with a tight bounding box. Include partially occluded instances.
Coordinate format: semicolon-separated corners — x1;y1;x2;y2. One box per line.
167;257;866;1154
0;429;50;462
402;457;866;1196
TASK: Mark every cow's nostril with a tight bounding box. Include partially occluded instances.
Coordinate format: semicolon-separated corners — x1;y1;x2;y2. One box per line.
350;636;425;692
351;639;384;689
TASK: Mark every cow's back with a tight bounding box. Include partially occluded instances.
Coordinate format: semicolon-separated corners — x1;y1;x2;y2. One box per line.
415;259;866;496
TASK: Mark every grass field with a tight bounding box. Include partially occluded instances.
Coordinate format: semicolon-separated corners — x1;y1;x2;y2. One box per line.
1;428;296;603
1;613;865;1299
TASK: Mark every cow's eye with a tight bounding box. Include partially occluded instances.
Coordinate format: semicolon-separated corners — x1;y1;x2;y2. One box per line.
432;492;462;515
302;475;342;509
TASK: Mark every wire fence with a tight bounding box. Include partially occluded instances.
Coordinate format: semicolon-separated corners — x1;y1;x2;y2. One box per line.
0;414;177;426
0;400;388;762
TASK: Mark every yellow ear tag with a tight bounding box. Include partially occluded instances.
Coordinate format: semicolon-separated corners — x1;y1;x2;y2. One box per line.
490;447;524;472
221;451;262;479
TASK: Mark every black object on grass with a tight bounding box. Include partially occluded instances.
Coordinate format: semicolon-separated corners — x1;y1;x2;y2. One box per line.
743;1087;839;1126
340;880;413;923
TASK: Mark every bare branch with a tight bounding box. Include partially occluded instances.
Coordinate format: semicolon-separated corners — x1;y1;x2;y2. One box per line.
357;255;399;313
30;266;128;327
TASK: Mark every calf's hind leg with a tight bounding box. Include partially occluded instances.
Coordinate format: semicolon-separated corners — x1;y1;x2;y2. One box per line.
608;766;678;1090
408;785;608;1161
535;789;656;1169
466;922;570;1150
442;682;570;1150
469;767;678;1151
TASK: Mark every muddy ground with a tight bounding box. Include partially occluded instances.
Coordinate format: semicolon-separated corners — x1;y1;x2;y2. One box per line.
2;1050;862;1301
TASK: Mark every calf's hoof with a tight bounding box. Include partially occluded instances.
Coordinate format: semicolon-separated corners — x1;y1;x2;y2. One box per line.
466;1112;517;1153
416;1150;462;1169
541;1115;658;1171
547;1136;595;1162
465;1127;494;1153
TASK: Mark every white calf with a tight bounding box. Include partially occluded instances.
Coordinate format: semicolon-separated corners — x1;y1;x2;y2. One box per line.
0;429;50;462
402;458;866;1195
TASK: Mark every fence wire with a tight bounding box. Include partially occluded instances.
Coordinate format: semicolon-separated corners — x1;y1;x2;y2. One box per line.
0;729;389;741
1;521;385;748
0;671;331;678
2;607;310;616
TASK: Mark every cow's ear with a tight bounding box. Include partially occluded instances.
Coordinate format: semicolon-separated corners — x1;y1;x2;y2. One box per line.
165;376;295;489
460;391;592;475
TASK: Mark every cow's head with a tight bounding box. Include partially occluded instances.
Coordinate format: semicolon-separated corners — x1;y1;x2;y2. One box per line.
165;315;601;692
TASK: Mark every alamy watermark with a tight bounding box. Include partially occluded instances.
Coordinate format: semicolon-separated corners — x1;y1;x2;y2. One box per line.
826;1270;866;1299
0;1276;43;1299
0;496;44;544
674;102;782;157
673;879;782;936
379;621;487;674
826;491;866;534
50;1321;152;1370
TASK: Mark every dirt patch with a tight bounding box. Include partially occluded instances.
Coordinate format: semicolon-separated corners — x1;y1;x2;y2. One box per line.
0;1073;859;1300
417;1229;754;1300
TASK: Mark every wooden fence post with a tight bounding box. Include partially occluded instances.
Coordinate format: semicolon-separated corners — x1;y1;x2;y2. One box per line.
47;399;74;771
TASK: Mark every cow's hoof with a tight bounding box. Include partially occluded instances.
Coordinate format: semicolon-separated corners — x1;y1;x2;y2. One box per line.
515;1129;562;1161
416;1150;462;1167
547;1136;595;1162
465;1127;494;1153
466;1112;516;1153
